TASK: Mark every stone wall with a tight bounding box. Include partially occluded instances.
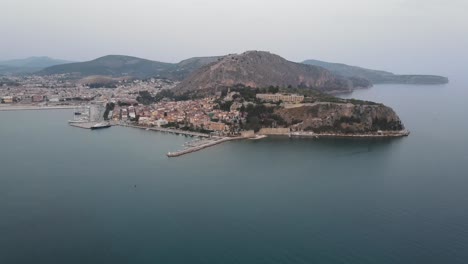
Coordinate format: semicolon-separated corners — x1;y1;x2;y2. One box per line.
258;128;290;135
240;130;255;138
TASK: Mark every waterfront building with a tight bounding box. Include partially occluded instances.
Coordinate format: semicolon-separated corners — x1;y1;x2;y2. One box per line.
31;95;45;103
155;119;168;127
207;122;228;131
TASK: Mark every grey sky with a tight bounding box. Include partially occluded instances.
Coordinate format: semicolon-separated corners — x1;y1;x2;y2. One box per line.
1;0;467;75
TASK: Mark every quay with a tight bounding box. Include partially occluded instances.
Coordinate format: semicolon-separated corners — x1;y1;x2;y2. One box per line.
167;137;244;158
120;124;210;138
69;122;99;129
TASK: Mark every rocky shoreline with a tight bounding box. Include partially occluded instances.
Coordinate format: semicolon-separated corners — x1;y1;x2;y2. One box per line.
289;130;410;138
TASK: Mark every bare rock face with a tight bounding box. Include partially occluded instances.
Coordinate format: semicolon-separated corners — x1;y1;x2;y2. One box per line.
174;51;370;94
276;103;404;134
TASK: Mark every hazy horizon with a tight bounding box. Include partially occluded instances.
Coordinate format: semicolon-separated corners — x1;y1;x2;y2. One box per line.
1;0;467;76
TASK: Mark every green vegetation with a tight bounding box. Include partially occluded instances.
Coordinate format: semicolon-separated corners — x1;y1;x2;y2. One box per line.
103;102;115;120
87;83;117;88
0;77;20;86
240;104;286;132
220;84;381;106
137;90;197;105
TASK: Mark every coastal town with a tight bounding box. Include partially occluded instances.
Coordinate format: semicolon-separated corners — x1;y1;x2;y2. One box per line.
0;75;308;156
1;73;409;157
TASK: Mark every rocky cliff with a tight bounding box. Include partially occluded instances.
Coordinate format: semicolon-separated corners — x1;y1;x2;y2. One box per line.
175;51;371;95
276;102;404;134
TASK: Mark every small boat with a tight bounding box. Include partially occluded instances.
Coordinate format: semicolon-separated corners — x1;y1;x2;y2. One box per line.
91;122;111;130
74;112;82;116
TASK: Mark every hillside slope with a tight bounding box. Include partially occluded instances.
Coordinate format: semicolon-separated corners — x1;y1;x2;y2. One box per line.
39;55;222;80
0;56;73;74
175;51;371;94
39;55;175;78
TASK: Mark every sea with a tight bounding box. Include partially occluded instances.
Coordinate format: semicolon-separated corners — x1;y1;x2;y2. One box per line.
1;77;468;264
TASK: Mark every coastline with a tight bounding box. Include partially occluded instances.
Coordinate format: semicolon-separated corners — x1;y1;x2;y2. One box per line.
289;130;410;138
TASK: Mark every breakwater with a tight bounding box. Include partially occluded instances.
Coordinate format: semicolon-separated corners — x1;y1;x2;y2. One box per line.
167;137;244;157
69;122;97;129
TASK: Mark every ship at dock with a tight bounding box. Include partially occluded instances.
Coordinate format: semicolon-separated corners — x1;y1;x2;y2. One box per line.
68;103;111;130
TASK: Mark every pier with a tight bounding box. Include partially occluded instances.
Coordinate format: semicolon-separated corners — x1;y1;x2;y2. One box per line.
69;122;100;129
167;137;244;157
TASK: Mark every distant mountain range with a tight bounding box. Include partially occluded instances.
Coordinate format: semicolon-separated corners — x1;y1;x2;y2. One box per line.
38;55;222;80
0;56;73;74
302;59;449;85
175;51;370;94
1;53;449;90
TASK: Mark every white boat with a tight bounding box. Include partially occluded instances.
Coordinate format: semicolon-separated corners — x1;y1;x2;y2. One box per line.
91;122;111;130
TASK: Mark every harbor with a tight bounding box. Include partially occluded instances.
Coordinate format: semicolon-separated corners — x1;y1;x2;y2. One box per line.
68;104;111;130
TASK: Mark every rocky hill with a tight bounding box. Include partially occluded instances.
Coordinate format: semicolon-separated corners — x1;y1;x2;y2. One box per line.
174;51;371;95
276;102;405;134
39;55;221;80
302;59;449;85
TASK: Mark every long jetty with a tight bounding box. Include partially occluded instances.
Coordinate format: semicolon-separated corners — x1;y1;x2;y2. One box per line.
69;122;97;129
167;137;244;157
120;124;210;138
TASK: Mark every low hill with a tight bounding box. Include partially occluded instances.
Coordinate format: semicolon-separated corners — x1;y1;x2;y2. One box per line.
174;51;371;95
39;55;175;78
0;56;72;68
0;56;73;74
302;59;449;85
39;55;222;80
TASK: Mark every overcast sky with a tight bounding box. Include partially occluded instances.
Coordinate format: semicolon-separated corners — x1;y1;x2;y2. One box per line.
1;0;466;75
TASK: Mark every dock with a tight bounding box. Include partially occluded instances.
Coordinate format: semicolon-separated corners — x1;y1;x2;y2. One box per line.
121;124;210;138
69;122;99;129
167;137;244;157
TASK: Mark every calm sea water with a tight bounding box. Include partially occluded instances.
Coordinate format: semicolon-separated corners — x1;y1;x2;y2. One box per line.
1;78;468;264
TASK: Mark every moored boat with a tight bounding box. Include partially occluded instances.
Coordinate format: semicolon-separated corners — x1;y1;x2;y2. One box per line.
90;122;111;130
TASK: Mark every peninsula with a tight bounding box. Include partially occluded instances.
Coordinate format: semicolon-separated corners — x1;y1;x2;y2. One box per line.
1;50;417;158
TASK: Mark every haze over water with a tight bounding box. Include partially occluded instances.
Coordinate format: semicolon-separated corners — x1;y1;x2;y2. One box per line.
1;76;468;263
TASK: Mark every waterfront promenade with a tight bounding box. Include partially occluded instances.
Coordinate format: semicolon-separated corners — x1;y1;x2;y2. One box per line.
290;130;410;138
120;124;210;138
